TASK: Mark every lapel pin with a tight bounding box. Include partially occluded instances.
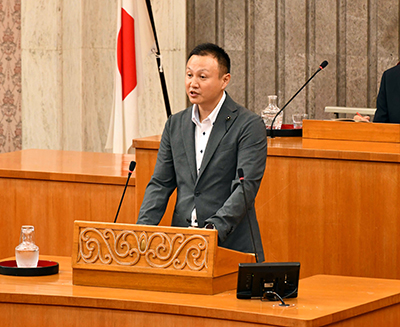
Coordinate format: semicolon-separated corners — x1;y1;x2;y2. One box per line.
226;116;231;121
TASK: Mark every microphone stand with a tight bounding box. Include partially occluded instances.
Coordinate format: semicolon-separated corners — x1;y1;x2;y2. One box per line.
238;168;259;263
114;161;136;223
270;61;328;138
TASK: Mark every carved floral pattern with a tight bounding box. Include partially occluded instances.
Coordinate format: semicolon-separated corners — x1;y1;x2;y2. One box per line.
0;0;20;153
78;227;209;272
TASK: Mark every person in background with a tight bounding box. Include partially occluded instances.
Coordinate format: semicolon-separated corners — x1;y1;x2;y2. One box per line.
136;43;268;261
354;62;400;122
373;63;400;123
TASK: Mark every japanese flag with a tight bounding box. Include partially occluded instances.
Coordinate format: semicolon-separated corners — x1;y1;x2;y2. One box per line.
106;0;155;153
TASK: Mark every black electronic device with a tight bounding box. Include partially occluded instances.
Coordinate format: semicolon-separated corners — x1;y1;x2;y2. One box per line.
236;262;300;303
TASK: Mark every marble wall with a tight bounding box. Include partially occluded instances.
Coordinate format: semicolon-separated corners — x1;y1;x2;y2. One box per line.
187;0;400;122
21;0;186;152
18;0;400;153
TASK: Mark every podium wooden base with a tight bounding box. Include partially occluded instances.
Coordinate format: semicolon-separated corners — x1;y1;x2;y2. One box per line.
73;268;238;295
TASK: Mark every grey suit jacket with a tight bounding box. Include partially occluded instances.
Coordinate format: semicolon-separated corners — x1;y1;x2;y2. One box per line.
137;93;268;261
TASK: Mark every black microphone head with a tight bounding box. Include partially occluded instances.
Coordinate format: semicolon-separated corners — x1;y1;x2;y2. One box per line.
320;60;328;69
129;161;136;172
238;168;244;179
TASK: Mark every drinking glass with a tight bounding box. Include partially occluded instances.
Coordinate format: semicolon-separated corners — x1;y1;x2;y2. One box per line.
292;114;308;129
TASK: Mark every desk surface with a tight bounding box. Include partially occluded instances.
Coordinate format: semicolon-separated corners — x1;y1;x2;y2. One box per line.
1;256;400;327
0;149;136;185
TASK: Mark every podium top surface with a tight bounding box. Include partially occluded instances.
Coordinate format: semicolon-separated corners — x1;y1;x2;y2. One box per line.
0;149;136;185
2;255;400;327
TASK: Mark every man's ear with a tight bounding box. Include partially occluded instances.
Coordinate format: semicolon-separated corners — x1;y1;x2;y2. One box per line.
222;73;231;89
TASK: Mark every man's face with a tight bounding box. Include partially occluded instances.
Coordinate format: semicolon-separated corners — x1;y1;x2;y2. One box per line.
185;54;230;112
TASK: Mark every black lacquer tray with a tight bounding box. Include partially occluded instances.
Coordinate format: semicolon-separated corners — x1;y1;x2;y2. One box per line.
267;124;302;137
0;259;59;276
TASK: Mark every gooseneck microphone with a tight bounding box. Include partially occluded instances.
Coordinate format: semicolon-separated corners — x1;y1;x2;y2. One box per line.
114;161;136;223
238;168;260;263
270;60;328;138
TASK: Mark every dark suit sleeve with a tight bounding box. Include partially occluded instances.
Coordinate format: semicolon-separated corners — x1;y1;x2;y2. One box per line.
136;118;177;225
205;114;268;243
373;70;389;123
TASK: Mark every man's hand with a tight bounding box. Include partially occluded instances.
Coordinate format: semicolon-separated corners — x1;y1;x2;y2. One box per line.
204;223;216;229
353;113;370;122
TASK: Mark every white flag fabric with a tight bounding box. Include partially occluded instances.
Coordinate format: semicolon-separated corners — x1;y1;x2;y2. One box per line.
106;0;155;153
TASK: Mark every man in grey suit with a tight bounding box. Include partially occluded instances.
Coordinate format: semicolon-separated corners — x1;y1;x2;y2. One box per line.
137;43;267;262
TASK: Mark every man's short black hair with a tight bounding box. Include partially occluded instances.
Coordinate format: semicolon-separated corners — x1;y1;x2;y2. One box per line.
188;43;231;75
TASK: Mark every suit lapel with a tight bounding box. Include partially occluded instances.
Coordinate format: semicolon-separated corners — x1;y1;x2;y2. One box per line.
196;94;238;183
181;108;197;183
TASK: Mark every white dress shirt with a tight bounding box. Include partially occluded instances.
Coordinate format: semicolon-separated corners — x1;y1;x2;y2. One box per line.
189;92;226;227
191;92;226;174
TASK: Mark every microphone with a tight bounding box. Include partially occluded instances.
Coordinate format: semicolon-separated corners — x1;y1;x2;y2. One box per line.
238;168;260;263
114;161;136;223
270;60;328;138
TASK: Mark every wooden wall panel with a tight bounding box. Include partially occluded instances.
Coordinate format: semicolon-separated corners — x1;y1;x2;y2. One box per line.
0;150;137;258
257;155;400;279
0;178;136;258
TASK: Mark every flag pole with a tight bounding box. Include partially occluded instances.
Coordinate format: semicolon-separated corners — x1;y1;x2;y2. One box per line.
145;0;172;117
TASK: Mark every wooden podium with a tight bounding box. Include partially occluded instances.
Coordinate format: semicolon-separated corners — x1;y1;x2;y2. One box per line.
302;119;400;152
71;220;255;295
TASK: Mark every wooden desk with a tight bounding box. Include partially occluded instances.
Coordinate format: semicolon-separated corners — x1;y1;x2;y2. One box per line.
1;256;400;327
133;135;400;280
0;149;136;257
